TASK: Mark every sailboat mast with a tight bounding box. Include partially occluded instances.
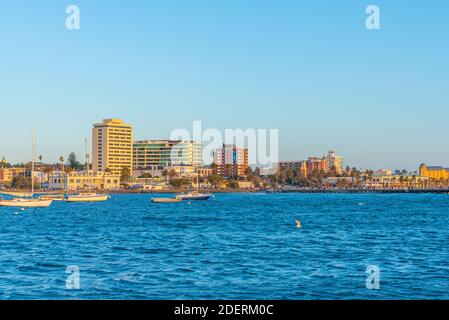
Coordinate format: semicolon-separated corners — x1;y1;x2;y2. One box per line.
85;138;90;173
31;129;35;195
195;143;199;192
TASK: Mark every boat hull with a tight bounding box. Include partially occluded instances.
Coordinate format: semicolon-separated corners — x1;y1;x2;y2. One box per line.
0;199;53;208
151;198;182;203
176;194;212;201
66;195;109;202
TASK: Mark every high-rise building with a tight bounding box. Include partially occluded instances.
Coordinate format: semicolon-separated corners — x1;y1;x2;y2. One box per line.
132;140;202;175
92;119;133;176
324;150;343;175
213;144;248;178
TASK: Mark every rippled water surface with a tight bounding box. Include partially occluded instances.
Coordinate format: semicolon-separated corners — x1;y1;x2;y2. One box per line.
1;193;449;299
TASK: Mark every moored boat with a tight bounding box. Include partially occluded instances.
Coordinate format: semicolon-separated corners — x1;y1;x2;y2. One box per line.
176;191;212;201
1;191;33;198
0;198;52;208
40;194;66;201
0;130;53;208
66;193;109;202
151;197;182;203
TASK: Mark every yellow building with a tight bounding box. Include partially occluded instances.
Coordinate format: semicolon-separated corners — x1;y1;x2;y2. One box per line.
419;164;449;180
49;171;120;191
0;167;26;185
92;119;133;176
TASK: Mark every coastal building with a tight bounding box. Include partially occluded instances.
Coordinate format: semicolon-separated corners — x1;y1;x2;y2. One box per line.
306;157;328;175
92;119;133;176
324;177;355;186
133;140;202;167
373;169;393;176
278;161;302;172
132;140;202;178
0;168;13;185
197;167;214;177
324;150;343;175
419;164;449;180
278;151;343;178
213;144;248;178
278;161;308;178
0;167;26;185
365;174;429;189
48;171;120;191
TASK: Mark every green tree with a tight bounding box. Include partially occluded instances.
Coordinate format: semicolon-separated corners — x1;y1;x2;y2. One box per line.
169;177;190;188
169;169;178;180
120;166;131;182
67;153;83;170
208;174;224;189
227;179;240;189
162;169;169;183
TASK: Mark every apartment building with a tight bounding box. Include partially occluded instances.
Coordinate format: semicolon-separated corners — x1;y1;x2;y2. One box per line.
92;119;133;176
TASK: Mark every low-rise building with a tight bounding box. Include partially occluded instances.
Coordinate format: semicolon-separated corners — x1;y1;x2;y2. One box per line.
0;167;26;185
419;164;449;180
49;171;120;191
237;181;254;189
365;174;429;189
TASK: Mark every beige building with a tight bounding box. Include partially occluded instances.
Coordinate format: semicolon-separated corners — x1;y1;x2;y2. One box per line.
92;119;133;176
49;171;120;191
364;174;429;189
324;151;343;175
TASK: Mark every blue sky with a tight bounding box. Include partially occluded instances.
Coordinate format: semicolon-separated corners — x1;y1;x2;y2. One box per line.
0;1;448;170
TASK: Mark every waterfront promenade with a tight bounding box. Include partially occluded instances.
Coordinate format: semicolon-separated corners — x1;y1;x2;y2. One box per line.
3;188;449;195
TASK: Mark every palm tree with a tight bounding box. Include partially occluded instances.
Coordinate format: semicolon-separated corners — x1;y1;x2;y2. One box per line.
162;169;169;183
59;156;65;172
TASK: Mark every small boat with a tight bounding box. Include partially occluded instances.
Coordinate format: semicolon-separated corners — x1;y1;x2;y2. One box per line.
0;198;52;208
1;191;33;198
151;197;182;203
40;194;66;201
175;164;212;201
176;191;212;201
66;193;109;202
0;130;53;208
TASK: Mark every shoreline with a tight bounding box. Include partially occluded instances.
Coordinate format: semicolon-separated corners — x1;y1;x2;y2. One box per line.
3;188;449;195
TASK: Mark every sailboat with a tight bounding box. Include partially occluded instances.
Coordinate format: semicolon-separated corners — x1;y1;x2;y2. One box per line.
0;130;53;208
176;155;212;201
65;139;109;203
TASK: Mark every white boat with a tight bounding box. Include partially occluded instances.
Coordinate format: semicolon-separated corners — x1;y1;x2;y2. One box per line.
0;130;53;208
1;191;33;198
0;198;52;208
40;194;66;201
63;141;109;203
66;193;109;202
